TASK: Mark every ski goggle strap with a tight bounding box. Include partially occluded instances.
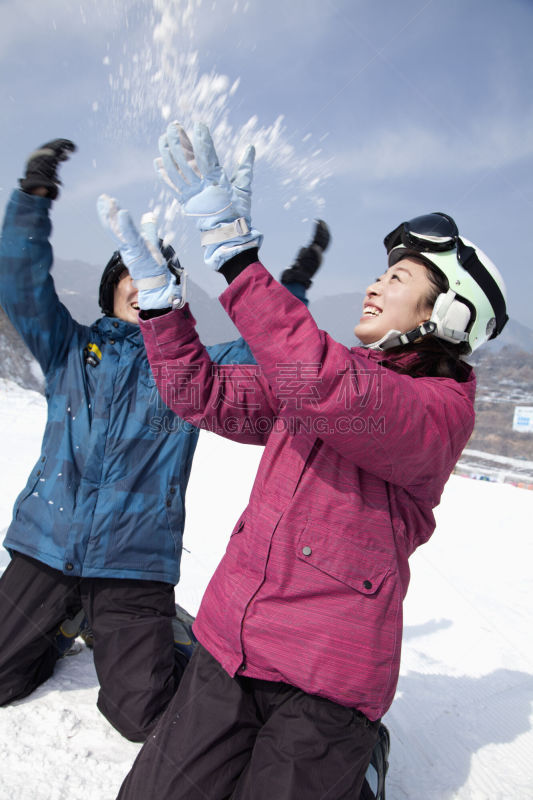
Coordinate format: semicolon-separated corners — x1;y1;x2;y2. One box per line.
455;240;508;336
384;212;508;337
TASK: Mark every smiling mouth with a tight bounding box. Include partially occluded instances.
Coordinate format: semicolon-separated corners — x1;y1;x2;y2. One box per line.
131;302;140;311
362;305;382;317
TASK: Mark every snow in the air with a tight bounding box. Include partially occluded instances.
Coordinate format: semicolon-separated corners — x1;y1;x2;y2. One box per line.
99;0;330;255
1;3;532;794
0;378;532;799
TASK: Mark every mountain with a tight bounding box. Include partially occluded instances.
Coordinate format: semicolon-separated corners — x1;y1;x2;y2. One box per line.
0;306;45;393
307;291;365;346
0;258;240;395
51;256;239;342
13;257;533;352
1;263;532;463
51;256;102;325
467;345;533;460
489;316;533;352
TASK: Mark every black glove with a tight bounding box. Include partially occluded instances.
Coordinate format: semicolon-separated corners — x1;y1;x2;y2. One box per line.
280;219;331;289
19;139;77;200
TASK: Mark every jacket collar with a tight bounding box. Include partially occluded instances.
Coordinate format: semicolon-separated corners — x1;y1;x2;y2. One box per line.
351;342;474;379
96;315;143;344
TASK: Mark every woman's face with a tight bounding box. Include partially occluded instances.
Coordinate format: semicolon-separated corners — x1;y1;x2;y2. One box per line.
354;257;434;345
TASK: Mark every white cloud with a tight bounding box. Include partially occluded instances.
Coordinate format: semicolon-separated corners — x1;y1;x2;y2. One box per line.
334;114;533;181
65;146;156;205
0;0;129;52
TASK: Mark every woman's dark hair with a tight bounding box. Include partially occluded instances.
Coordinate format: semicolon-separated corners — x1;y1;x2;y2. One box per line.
383;261;471;381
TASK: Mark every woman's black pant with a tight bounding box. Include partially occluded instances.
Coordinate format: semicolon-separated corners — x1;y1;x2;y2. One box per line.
118;643;380;800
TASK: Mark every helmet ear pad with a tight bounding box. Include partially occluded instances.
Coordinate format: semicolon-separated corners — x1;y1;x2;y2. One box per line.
388;247;472;347
430;290;471;344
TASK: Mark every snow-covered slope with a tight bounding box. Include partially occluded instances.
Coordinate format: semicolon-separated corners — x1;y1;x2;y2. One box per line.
0;381;531;799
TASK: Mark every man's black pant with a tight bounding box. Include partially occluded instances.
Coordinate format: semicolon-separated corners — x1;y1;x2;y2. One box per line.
0;552;184;741
118;644;380;800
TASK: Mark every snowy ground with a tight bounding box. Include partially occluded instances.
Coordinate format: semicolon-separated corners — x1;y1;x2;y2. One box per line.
0;379;532;799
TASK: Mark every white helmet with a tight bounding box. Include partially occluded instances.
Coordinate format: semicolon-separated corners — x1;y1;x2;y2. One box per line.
382;212;508;354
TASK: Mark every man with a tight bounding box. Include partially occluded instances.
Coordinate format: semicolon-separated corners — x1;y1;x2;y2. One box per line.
0;139;329;741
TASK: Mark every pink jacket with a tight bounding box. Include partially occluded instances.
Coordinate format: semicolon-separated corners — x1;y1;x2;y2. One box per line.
141;262;476;720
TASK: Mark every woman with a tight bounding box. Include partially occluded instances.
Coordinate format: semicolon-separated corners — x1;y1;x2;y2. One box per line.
107;123;507;800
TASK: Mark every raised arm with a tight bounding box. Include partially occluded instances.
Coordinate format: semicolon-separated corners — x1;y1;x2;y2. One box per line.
149;122;474;492
96;194;279;446
140;304;279;445
219;261;476;490
0;139;81;376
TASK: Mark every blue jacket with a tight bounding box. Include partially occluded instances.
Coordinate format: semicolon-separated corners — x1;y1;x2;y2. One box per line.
0;189;256;583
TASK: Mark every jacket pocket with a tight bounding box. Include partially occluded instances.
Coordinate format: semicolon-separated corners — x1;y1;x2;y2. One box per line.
133;370;160;425
296;524;392;595
230;512;247;537
15;455;48;520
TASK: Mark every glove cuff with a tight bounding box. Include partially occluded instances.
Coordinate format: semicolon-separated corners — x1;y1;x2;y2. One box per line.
279;266;313;290
133;274;169;291
200;218;251;246
19;177;58;200
219;248;259;284
204;230;263;271
137;276;183;311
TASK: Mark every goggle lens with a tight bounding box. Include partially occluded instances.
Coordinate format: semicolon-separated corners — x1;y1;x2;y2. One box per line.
384;212;459;254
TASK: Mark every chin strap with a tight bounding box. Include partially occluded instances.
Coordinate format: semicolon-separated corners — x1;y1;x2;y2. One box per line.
363;321;437;351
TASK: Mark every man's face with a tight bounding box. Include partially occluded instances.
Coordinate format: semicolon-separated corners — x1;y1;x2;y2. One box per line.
113;269;140;324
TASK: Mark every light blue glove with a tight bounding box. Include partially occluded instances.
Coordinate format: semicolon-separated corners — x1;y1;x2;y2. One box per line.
155;121;263;270
97;194;184;310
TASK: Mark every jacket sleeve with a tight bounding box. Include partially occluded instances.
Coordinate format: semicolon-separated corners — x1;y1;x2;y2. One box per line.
0;189;80;377
141;305;280;446
219;262;475;491
205;278;308;367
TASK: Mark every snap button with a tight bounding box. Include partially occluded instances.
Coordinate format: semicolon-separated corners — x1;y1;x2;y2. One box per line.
302;546;312;556
112;321;119;328
65;562;74;571
36;470;41;476
363;580;372;590
109;339;115;345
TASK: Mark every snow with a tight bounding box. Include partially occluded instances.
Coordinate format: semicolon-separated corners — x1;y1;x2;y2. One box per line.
102;0;330;239
0;379;532;799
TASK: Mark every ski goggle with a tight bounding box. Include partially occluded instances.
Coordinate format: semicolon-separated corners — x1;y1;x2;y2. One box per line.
384;212;508;337
384;212;460;253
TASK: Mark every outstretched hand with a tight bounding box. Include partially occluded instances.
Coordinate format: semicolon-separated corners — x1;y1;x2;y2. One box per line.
19;139;76;200
97;194;183;311
155;121;262;270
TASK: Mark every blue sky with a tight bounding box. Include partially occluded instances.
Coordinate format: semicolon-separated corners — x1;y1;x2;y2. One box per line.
1;0;532;327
